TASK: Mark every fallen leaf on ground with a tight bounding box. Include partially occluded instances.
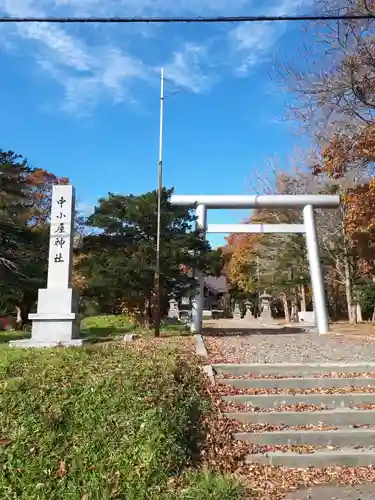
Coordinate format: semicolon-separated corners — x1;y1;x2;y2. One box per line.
56;460;67;477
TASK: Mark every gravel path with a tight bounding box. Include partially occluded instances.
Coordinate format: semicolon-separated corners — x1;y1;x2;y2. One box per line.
204;325;375;364
285;483;375;499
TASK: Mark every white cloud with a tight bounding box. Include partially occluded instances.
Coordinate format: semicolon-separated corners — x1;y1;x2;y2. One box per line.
50;0;250;16
229;0;311;75
23;23;92;71
77;201;95;217
0;0;152;113
163;44;211;93
0;0;311;114
231;23;276;74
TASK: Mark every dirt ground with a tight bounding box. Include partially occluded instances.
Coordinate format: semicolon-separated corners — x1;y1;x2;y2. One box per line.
330;321;375;338
285;483;375;499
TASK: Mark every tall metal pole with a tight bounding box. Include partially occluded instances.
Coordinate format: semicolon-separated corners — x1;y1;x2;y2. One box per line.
154;67;164;337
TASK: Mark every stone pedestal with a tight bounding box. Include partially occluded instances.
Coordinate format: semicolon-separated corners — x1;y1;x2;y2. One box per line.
233;303;242;320
10;185;81;349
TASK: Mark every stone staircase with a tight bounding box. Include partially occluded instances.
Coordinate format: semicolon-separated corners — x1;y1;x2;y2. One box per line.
213;362;375;468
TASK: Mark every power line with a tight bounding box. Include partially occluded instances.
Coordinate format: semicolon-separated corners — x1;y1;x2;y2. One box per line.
0;14;374;23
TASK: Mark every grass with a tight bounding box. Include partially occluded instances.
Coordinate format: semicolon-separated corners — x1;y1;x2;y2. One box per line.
0;331;29;344
0;314;190;344
0;340;244;499
81;315;137;340
81;315;190;343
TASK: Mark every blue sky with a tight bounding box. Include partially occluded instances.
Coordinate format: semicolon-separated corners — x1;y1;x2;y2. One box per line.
0;0;312;247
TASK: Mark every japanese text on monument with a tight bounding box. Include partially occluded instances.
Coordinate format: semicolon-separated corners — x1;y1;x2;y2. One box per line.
53;196;68;264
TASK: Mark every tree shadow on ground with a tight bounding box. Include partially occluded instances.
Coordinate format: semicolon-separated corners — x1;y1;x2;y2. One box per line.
0;325;192;346
81;326;134;337
202;326;312;337
81;324;137;345
0;328;124;346
0;331;31;344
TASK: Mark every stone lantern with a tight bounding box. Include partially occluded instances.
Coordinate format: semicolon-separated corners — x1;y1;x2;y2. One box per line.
244;301;254;321
259;292;273;321
233;302;242;320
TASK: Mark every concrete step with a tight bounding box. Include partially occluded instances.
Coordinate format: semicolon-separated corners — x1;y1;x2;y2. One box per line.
220;377;375;390
213;362;375;377
234;428;375;447
215;362;375;468
223;392;375;408
245;448;375;467
225;408;375;426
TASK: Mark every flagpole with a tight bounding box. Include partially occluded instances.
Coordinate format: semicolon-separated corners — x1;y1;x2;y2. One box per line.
154;67;164;337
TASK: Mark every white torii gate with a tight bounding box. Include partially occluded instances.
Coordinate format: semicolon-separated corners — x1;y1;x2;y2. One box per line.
170;194;340;336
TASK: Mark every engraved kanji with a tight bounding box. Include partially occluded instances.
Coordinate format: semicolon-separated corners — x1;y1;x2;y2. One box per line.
55;238;66;249
54;253;64;263
55;223;65;234
57;196;66;207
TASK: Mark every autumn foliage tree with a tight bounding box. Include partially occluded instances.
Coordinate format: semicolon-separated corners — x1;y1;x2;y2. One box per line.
27;168;69;227
225;233;262;296
312;120;375;281
270;0;375;322
0;149;71;325
224;185;312;321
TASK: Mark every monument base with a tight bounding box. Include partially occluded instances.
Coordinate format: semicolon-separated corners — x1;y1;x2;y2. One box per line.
10;311;81;349
28;312;80;341
9;338;83;349
9;288;82;349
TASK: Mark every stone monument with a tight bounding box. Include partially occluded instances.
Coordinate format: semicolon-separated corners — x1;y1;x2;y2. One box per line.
233;302;242;320
10;185;82;348
259;292;273;322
